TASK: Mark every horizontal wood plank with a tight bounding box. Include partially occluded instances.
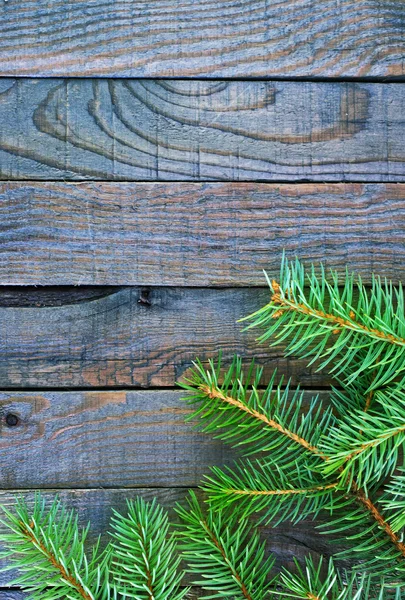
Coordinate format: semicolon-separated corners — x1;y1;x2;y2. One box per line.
0;80;404;181
0;0;404;77
0;287;335;388
0;487;339;586
1;182;405;286
0;391;229;488
0;390;323;488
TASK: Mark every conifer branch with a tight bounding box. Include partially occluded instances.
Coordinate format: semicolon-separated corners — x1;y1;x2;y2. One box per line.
269;281;405;348
352;484;405;558
110;497;187;600
183;355;405;574
245;256;405;390
222;483;338;496
0;495;112;600
199;383;325;456
176;491;275;599
275;556;377;599
17;520;94;600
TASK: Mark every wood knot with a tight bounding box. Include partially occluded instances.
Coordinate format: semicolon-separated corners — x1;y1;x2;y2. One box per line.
5;413;19;427
138;289;151;307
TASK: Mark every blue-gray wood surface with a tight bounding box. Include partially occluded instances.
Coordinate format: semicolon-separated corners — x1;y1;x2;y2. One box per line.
0;80;404;181
0;0;404;77
0;0;404;596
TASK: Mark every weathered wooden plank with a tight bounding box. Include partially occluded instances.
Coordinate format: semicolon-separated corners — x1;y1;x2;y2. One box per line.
0;80;404;181
0;390;323;488
0;0;404;78
1;182;405;286
0;391;228;487
0;287;332;388
0;487;338;586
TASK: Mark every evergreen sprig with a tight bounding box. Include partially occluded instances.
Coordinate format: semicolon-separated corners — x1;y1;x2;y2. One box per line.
244;254;405;390
0;495;187;600
275;556;379;599
180;256;405;594
0;495;113;600
110;497;187;600
176;491;275;599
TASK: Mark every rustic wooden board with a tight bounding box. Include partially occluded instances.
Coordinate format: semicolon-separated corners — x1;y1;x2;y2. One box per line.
0;487;338;587
0;80;404;181
0;287;335;388
1;0;404;78
0;390;228;488
2;182;405;286
0;390;322;488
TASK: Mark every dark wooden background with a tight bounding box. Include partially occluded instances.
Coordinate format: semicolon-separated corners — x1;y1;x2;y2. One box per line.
0;1;405;597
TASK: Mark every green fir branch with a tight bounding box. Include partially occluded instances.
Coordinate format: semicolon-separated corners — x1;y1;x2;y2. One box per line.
320;389;405;492
203;459;338;525
110;497;187;600
182;352;405;584
0;495;112;600
244;255;405;390
275;555;384;599
180;355;333;467
176;491;275;599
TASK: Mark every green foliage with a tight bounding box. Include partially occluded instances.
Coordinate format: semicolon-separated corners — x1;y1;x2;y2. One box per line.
180;355;334;466
244;254;405;390
180;256;405;595
0;495;186;600
176;491;275;599
0;495;113;600
203;459;337;525
110;497;187;600
275;555;382;599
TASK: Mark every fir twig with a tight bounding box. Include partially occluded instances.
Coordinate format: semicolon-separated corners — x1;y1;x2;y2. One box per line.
110;497;187;600
0;495;112;600
176;491;275;599
244;255;405;390
181;355;405;579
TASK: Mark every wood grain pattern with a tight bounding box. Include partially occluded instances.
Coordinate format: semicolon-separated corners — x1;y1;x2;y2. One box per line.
0;385;315;487
0;486;340;587
0;390;231;488
0;390;320;488
0;80;404;181
1;182;405;285
0;0;404;77
0;287;334;388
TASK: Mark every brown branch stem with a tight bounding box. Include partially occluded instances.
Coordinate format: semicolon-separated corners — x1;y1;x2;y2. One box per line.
19;521;93;600
224;483;338;496
270;281;405;347
200;519;253;600
136;521;154;600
